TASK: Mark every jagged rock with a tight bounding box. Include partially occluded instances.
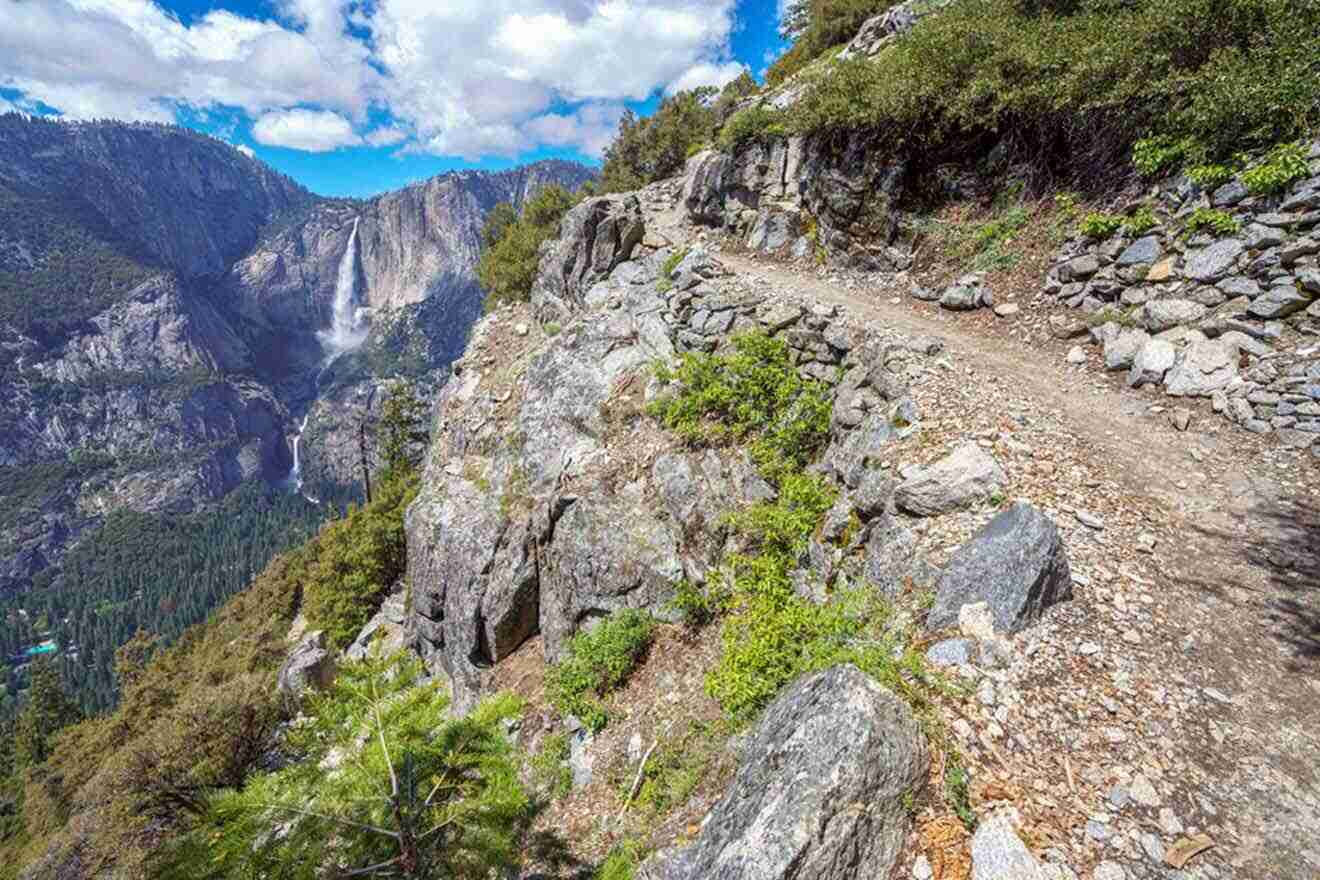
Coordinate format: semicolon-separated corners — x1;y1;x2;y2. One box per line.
838;0;928;58
1103;329;1151;370
1185;238;1245;282
532;195;645;318
1248;285;1313;319
895;443;1005;516
747;207;800;253
1127;339;1176;387
682;150;732;225
345;588;409;661
642;665;927;880
1144;299;1207;333
927;502;1072;633
822;410;904;488
971;811;1056;880
278;630;335;697
941;275;989;310
862;514;939;598
1164;339;1239;397
1117;236;1161;266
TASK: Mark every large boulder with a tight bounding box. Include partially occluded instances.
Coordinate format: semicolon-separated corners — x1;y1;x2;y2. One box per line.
682;150;733;226
277;630;335;697
927;502;1072;633
531;195;645;318
643;665;927;880
1164;338;1238;397
895;443;1006;516
862;514;940;599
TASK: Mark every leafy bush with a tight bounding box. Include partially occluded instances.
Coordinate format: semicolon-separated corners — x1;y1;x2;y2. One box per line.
1187;163;1238;190
1132;136;1192;178
1242;141;1311;194
769;0;899;86
301;469;419;650
595;840;642;880
159;654;530;880
794;0;1320;182
477;185;576;311
545;610;656;733
649;333;832;484
528;733;572;801
656;246;690;293
1079;212;1123;239
1184;208;1241;237
717;105;789;151
1122;206;1158;236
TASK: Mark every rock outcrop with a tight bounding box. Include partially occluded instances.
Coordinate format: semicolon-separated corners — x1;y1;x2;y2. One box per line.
642;665;927;880
531;194;646;318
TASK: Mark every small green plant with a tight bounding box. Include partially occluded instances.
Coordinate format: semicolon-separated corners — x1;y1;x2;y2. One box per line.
546;609;656;732
669;579;726;630
543;321;562;337
657;246;690;294
1187;163;1237;190
944;756;977;831
1122;205;1158;235
1242;141;1310;195
717;105;788;151
595;840;643;880
1132;135;1193;178
622;721;720;817
1185;208;1241;237
528;732;573;800
1079;212;1123;240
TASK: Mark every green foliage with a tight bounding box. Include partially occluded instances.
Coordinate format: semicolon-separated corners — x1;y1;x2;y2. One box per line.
1242;141;1311;194
793;0;1320;181
649;333;832;485
1185;208;1241;237
11;659;81;771
1079;212;1123;240
302;469;420;651
481;202;519;249
159;654;531;880
595;840;642;880
527;733;572;801
477;185;576;312
622;720;720;817
944;758;977;831
1122;206;1158;236
717;105;789;151
545;610;656;733
769;0;897;85
1187;163;1238;190
656;247;690;293
377;379;430;474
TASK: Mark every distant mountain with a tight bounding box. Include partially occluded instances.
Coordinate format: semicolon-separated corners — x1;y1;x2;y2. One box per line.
0;114;595;600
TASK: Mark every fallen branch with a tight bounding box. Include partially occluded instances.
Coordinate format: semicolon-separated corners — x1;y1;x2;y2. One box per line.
618;721;673;824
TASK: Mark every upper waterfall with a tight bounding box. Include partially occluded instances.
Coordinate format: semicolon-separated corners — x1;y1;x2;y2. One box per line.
317;217;369;359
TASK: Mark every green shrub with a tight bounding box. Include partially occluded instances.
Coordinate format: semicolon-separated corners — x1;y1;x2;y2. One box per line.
478;185;577;312
1187;163;1238;190
595;840;643;880
1079;212;1123;239
717;105;789;152
1132;136;1192;178
649;333;832;485
657;246;690;293
1242;141;1311;194
1185;208;1241;237
1122;206;1158;236
545;610;656;733
622;720;721;817
528;732;572;800
769;0;899;86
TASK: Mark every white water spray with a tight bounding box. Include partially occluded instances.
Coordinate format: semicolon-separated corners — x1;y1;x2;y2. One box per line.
285;413;320;504
316;217;368;360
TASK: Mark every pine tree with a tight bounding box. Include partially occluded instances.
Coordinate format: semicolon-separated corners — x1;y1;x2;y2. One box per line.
377;379;429;476
13;657;82;769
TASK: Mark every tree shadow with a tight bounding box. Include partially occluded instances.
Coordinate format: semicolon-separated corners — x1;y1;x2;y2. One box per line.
1182;491;1320;671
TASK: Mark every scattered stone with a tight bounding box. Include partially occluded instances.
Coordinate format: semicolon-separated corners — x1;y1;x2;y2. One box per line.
1185;238;1245;282
1093;861;1126;880
1164;339;1238;397
1067;345;1087;365
1169;408;1192;431
1078;641;1101;656
926;638;973;668
1127;339;1176;388
1159;808;1185;837
1086;820;1113;842
941;274;989;310
1144;300;1207;333
913;855;933;880
1074;509;1105;530
514;322;529;337
894;443;1006;516
1104;329;1151;370
1248;285;1312;319
278;630;335;697
1130;774;1161;807
1117;236;1162;266
928;502;1072;634
994;303;1021;318
959;602;997;642
971;811;1055;880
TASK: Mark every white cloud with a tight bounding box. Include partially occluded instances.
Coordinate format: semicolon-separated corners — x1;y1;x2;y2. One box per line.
666;61;748;95
235;143;256;157
0;0;743;158
253;108;361;151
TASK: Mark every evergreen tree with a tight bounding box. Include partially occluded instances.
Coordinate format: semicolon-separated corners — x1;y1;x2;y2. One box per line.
12;657;81;769
377;380;430;475
476;185;576;311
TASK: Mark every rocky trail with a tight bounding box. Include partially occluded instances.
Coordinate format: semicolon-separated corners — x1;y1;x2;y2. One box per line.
710;248;1320;879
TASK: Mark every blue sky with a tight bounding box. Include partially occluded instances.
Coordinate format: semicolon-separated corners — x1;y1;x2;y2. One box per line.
0;0;787;197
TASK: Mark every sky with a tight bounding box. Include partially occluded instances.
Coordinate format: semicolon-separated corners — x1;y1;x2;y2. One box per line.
0;0;789;197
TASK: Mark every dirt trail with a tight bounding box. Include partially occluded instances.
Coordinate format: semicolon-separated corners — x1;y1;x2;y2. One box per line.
717;250;1320;879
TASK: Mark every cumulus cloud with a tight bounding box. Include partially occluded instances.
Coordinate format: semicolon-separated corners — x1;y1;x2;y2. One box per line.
234;143;256;157
0;0;743;158
252;108;361;151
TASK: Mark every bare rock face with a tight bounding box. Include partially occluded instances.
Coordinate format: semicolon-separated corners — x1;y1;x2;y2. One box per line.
278;630;335;697
642;665;928;880
532;195;646;318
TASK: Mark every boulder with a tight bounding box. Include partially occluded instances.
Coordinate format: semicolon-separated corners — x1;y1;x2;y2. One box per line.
1144;299;1206;333
940;274;989;310
1248;285;1312;319
971;811;1058;880
532;195;645;318
862;514;940;599
345;588;409;661
1126;338;1176;388
1184;238;1245;283
643;665;927;880
1164;339;1239;397
927;502;1072;634
278;630;335;697
895;443;1006;517
1116;236;1161;266
682;150;732;225
1102;328;1150;371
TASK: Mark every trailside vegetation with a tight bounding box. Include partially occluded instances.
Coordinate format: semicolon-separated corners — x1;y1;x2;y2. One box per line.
767;0;898;86
477;185;576;311
792;0;1320;183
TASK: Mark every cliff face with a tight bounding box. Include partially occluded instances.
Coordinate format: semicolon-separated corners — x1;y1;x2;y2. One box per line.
0;115;594;593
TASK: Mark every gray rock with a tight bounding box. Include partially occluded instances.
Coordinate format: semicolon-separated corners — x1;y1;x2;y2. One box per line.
1127;338;1176;388
1066;254;1101;279
863;514;940;598
1164;339;1238;397
1216;276;1260;299
927;502;1072;634
926;638;973;668
643;665;927;880
1144;299;1207;333
895;443;1006;516
941;275;988;310
1244;223;1285;250
1185;238;1245;282
1093;862;1126;880
532;194;645;318
278;630;335;697
682;150;732;225
971;812;1054;880
1211;180;1249;206
1066;345;1087;365
1103;329;1150;370
345;588;409;661
1297;269;1320;294
1116;236;1161;266
1248;285;1312;319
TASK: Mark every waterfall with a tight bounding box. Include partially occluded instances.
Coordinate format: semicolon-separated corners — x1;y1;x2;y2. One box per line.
286;413;320;504
316;217;368;360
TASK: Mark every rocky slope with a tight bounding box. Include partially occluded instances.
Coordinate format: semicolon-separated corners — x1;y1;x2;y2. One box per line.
0;115;593;594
